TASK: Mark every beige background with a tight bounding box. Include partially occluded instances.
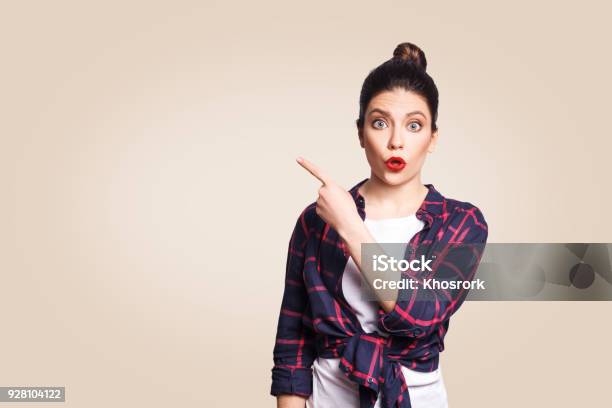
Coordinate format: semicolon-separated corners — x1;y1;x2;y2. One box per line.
1;1;611;407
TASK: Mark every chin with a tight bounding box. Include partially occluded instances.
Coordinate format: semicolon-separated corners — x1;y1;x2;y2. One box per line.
378;170;409;186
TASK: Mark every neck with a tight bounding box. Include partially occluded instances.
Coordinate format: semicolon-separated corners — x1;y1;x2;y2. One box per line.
358;172;429;217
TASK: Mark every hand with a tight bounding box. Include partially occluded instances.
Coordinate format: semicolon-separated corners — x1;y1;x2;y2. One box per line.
296;156;362;237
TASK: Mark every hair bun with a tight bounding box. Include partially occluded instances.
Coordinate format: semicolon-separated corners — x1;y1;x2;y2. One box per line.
392;42;427;71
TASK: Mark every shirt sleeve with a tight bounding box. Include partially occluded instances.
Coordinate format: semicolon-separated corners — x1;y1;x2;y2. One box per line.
270;207;317;398
378;206;489;338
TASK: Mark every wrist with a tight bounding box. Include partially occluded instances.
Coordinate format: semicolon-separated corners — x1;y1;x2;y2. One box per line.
337;214;366;242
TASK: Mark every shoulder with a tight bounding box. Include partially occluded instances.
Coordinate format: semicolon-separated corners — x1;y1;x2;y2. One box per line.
445;197;487;225
291;201;321;239
440;194;488;243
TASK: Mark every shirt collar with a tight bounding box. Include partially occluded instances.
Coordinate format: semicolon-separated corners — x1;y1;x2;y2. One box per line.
349;177;445;227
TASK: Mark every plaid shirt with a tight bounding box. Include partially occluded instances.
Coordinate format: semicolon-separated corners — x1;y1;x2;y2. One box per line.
271;178;488;407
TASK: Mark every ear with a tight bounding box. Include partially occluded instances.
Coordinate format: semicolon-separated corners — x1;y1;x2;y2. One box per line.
428;129;438;153
356;119;364;148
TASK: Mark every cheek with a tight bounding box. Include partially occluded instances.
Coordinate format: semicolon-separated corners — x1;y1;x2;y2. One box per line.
363;139;383;162
406;134;432;153
363;133;384;152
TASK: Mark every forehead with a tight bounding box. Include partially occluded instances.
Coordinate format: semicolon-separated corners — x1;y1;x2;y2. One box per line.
367;88;429;118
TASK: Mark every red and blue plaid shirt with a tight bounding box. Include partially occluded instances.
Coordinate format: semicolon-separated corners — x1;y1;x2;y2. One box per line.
271;178;489;407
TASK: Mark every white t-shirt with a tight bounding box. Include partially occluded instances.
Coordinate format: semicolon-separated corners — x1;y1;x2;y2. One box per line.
307;215;448;408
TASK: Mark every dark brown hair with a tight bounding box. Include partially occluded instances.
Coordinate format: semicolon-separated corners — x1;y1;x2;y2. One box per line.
356;42;439;131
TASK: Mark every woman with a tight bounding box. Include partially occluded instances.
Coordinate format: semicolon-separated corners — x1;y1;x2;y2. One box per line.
271;42;489;408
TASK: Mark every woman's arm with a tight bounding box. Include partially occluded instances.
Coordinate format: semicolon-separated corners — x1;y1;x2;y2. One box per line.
337;221;398;313
271;208;316;400
277;394;307;408
295;156;398;313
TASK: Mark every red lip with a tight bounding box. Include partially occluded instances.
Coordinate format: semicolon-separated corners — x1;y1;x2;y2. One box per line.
385;156;406;171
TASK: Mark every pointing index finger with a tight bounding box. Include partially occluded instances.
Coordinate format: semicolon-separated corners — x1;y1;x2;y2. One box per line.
296;156;329;185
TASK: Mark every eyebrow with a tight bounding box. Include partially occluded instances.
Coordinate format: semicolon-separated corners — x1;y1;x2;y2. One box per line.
367;108;427;119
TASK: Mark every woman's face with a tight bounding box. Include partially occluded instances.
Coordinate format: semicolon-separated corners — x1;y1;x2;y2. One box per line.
358;88;438;186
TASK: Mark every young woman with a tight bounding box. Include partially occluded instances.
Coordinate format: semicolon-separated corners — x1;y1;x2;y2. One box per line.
271;42;489;408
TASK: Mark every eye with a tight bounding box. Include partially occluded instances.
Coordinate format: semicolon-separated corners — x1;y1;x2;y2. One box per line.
372;119;387;129
408;121;422;132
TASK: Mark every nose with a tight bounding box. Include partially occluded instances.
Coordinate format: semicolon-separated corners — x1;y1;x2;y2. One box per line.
388;129;404;150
